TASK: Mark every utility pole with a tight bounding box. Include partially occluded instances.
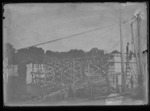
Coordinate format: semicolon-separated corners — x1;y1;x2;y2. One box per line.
130;22;134;52
130;21;140;87
119;4;126;92
136;13;143;87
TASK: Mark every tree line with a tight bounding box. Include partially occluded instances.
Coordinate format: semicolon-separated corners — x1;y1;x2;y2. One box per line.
5;43;118;65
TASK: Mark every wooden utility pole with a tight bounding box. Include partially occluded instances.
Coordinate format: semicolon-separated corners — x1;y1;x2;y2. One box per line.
87;60;92;99
130;22;134;52
130;21;140;87
119;5;126;92
136;13;143;86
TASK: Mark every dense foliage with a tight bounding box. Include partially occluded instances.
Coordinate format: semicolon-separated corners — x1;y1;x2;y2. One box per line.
5;43;115;65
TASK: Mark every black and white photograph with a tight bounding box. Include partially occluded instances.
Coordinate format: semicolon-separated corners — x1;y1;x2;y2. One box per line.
3;3;148;106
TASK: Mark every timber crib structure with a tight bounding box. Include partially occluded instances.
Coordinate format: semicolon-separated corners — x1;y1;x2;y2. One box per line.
26;55;137;101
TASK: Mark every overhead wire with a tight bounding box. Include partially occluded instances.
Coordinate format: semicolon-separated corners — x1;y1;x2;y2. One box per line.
107;40;120;52
15;23;118;51
15;15;135;51
106;26;120;52
106;16;137;53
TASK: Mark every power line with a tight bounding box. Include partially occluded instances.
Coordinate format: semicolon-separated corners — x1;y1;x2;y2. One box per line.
107;40;120;52
16;16;135;51
106;16;136;53
16;23;118;51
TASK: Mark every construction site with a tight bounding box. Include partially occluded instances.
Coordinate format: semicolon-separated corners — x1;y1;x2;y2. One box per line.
3;3;148;105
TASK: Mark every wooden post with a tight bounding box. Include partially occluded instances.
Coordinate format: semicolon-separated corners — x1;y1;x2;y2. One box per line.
119;5;126;92
72;59;74;85
130;21;139;87
87;60;92;99
71;59;75;99
136;13;143;88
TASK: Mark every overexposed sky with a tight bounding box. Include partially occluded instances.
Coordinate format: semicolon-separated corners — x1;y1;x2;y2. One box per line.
3;3;147;52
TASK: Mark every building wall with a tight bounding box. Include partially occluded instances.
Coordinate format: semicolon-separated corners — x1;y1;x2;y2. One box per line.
108;53;138;90
113;53;138;89
7;65;18;76
3;58;8;83
26;63;33;84
26;63;47;84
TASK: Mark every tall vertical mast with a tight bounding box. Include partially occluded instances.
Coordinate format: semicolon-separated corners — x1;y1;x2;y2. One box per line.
130;21;139;77
136;13;143;86
119;4;126;92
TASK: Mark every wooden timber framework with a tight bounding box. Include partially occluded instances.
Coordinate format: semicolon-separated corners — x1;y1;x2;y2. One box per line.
27;55;138;101
29;56;113;99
